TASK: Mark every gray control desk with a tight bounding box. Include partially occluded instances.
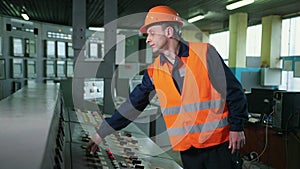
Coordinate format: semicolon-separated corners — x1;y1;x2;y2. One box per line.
0;84;61;169
68;109;183;169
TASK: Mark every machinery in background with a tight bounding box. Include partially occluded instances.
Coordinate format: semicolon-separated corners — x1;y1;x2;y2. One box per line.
246;88;278;124
273;91;300;130
246;88;300;131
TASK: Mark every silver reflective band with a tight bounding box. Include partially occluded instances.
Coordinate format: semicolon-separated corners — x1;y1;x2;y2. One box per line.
179;68;186;77
162;100;223;115
149;77;154;84
167;117;229;136
161;106;181;115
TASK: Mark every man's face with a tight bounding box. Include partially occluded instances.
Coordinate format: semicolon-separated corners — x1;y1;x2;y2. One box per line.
146;25;169;54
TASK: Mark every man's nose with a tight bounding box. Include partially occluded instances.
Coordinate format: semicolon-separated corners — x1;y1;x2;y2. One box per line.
146;36;151;43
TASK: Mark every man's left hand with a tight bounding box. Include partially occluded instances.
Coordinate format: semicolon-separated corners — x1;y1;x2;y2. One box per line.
228;131;245;154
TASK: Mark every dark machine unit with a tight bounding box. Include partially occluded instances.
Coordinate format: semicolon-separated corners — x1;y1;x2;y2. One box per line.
246;88;278;115
243;90;300;169
273;91;300;130
247;88;300;130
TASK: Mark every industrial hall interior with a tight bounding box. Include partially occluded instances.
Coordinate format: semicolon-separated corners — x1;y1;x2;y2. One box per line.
1;0;300;169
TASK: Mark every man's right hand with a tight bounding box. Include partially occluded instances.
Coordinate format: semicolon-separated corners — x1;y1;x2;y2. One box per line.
87;133;103;154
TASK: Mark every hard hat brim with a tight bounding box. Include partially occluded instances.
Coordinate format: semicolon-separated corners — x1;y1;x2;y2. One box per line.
139;21;183;34
140;25;147;34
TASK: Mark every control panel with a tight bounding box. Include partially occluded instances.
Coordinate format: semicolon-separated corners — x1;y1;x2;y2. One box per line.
84;79;104;100
64;109;182;169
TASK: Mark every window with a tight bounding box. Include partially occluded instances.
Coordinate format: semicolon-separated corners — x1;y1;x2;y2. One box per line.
279;16;300;91
281;16;300;56
209;31;229;62
246;25;262;57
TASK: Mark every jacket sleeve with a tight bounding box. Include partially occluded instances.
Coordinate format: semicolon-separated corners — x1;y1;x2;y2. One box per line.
206;44;248;131
97;71;155;138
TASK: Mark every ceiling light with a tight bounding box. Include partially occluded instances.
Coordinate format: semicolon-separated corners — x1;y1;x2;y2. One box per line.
226;0;254;10
88;27;105;32
21;13;29;21
188;15;205;23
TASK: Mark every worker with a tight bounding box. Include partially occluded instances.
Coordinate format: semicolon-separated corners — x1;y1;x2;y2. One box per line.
87;5;248;169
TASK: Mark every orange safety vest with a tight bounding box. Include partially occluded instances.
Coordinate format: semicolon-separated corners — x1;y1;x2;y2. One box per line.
148;42;230;151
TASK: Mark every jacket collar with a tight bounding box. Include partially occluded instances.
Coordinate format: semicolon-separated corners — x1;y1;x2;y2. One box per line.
160;40;189;65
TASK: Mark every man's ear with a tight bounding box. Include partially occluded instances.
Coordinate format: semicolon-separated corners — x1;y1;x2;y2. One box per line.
165;26;174;38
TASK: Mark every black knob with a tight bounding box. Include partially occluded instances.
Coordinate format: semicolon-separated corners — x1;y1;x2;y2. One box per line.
134;164;144;169
132;160;141;165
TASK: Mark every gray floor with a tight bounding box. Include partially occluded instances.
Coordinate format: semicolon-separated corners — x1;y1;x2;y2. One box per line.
166;149;274;169
243;160;275;169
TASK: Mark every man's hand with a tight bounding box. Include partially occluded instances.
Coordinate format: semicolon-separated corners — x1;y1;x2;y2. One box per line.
87;133;103;154
228;131;245;154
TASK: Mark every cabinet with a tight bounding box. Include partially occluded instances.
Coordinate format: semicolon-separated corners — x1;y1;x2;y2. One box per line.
0;16;77;100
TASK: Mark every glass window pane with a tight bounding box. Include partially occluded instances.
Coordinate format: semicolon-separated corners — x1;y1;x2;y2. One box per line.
246;25;261;57
281;16;300;56
281;19;290;56
209;31;229;60
290;16;300;55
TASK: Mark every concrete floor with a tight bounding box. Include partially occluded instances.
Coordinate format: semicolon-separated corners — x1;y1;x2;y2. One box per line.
166;149;274;169
243;160;275;169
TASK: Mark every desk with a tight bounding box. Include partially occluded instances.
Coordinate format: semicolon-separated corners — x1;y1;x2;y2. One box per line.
242;124;300;169
0;84;61;169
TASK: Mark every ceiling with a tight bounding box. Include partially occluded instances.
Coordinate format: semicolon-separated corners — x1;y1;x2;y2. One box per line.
0;0;300;33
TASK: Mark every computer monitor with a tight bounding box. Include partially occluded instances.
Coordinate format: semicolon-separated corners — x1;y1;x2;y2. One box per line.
12;37;24;56
45;40;56;58
247;88;279;115
56;60;66;77
12;59;23;78
26;60;36;78
273;91;300;130
57;41;66;58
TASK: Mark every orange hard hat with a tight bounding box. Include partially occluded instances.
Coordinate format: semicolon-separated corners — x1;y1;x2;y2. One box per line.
140;6;183;33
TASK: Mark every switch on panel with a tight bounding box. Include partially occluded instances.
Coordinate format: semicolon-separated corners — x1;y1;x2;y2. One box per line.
84;78;104;100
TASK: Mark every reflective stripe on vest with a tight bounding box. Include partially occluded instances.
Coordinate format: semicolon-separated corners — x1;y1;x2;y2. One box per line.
167;117;229;136
161;99;224;115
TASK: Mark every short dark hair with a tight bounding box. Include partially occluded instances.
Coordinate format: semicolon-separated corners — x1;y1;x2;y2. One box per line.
146;21;182;40
161;22;182;40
